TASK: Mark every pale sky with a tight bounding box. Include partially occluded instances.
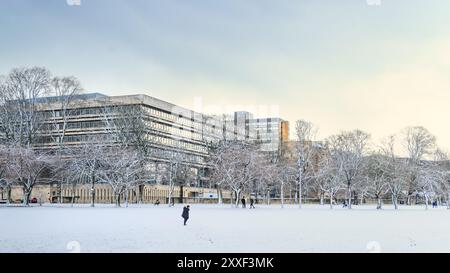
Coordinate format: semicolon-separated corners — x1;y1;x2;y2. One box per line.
1;0;450;149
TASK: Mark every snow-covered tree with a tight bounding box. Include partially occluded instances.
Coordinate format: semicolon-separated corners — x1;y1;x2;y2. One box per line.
403;126;436;205
250;154;277;205
294;120;317;208
0;67;51;147
433;149;450;209
5;146;51;205
210;141;260;207
363;154;389;209
97;148;147;207
380;135;406;210
161;147;187;207
314;150;343;209
0;145;13;204
326;130;370;209
71;135;111;207
275;163;296;208
416;163;441;210
48;76;83;203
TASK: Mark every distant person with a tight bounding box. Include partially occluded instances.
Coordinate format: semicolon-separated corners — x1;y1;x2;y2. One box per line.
342;200;348;208
241;197;246;208
432;200;438;208
250;198;255;209
182;205;190;226
154;199;160;206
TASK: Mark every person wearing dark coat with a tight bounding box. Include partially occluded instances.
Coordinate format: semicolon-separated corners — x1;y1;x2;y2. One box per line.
182;205;190;226
432;200;438;208
250;198;255;209
241;197;246;208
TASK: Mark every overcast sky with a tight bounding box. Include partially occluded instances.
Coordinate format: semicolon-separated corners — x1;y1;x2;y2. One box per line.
1;0;450;149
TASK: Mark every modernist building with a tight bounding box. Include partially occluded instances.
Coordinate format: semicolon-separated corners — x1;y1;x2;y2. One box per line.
220;112;290;154
18;93;289;185
250;118;290;154
1;92;292;203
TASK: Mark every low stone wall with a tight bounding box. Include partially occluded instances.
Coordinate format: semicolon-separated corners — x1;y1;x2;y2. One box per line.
1;184;232;205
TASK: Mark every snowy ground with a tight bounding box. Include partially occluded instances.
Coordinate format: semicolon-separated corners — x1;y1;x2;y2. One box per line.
1;203;449;253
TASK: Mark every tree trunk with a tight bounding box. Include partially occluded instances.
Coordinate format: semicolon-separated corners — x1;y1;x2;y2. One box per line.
58;179;63;204
115;193;121;207
71;184;75;207
168;187;174;207
234;190;241;208
392;193;398;210
23;187;32;206
298;172;302;209
138;185;144;204
90;174;95;207
280;183;284;208
217;186;223;205
447;190;450;209
377;196;382;210
424;194;429;210
6;185;11;205
125;190;129;208
329;194;333;209
179;185;184;204
347;183;352;209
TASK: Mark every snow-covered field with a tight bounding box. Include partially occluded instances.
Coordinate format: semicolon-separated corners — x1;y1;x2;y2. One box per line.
1;204;449;253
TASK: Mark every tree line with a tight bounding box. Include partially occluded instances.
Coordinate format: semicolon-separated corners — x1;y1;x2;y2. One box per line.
209;121;450;210
1;66;449;209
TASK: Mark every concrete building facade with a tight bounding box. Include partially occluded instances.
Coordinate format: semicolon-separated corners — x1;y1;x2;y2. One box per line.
1;92;290;204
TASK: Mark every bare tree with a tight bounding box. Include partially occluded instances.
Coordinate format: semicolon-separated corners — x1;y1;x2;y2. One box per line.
211;141;260;208
275;163;296;208
0;145;13;204
0;67;51;147
163;148;187;207
403;126;436;205
5;146;51;205
48;76;83;203
364;154;389;209
97;148;147;207
416;163;441;210
434;149;450;209
380;135;406;210
314;149;343;209
326;130;370;209
294;120;317;208
71;135;111;207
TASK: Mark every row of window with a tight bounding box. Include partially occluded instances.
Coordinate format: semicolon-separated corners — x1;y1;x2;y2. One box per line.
143;107;203;131
146;135;208;154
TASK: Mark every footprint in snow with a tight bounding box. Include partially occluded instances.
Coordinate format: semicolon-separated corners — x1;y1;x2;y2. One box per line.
408;238;417;247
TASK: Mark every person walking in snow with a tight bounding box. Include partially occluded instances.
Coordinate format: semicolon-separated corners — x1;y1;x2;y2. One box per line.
241;197;246;208
250;198;255;209
182;205;190;226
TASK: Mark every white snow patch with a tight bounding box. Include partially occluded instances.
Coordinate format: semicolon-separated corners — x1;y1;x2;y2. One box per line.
0;204;449;253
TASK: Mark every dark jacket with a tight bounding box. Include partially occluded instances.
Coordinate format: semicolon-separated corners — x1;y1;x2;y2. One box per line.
182;207;190;219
